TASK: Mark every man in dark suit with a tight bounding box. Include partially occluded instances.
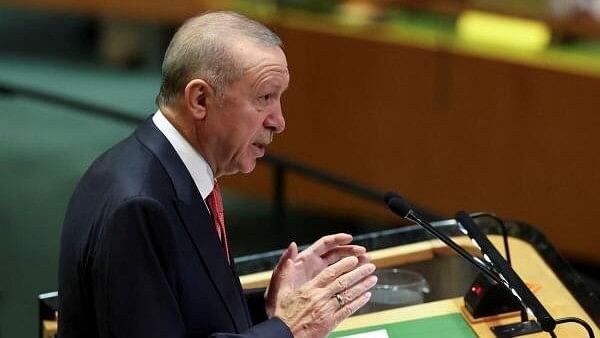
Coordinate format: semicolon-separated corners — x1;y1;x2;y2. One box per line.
59;10;377;338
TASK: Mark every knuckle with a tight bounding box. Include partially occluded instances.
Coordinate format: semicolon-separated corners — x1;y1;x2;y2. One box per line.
310;308;324;321
335;278;348;290
342;289;352;301
341;305;354;317
323;268;337;282
311;300;331;320
295;289;313;304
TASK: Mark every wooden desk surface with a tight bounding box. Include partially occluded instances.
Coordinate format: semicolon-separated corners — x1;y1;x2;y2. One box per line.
241;235;599;337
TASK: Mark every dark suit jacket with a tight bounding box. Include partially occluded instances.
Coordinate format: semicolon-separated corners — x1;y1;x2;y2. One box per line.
58;119;292;338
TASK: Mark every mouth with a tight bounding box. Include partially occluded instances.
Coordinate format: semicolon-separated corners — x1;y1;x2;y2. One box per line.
251;142;267;157
252;142;266;150
251;133;272;157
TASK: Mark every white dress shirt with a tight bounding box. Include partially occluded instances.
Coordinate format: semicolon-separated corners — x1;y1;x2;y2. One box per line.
152;110;215;201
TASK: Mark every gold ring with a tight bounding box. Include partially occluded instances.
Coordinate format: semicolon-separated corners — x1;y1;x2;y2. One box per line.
334;293;345;308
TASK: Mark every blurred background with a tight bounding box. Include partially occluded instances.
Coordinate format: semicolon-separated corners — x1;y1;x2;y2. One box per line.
1;0;600;336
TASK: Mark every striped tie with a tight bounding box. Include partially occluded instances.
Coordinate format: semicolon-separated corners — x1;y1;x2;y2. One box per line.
206;182;230;264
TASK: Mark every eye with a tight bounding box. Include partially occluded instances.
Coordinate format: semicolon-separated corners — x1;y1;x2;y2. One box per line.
259;93;273;103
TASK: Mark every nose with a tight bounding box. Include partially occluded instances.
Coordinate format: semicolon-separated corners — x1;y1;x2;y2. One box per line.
264;101;285;134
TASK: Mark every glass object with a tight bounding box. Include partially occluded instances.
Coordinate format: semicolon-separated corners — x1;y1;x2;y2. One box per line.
361;268;430;314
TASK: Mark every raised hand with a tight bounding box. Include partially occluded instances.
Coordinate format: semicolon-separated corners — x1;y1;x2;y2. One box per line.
292;233;370;285
272;256;377;338
265;233;371;318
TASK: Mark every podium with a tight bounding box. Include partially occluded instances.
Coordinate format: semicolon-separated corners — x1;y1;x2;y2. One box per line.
239;218;600;337
40;218;599;337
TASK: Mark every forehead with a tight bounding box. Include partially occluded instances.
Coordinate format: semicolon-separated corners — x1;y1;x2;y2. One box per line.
229;39;289;78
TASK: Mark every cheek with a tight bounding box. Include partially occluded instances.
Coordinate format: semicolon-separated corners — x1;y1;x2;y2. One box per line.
240;115;264;142
229;124;256;158
227;105;265;154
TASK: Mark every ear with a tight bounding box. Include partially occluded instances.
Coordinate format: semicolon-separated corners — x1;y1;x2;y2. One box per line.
183;79;215;120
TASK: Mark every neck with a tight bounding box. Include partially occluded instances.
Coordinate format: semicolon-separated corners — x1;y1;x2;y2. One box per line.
160;105;220;177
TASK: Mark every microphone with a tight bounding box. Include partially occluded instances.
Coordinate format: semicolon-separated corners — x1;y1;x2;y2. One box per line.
455;212;556;332
384;192;504;285
384;192;598;337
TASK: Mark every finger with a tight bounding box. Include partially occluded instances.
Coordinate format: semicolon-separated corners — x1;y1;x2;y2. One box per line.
327;263;376;295
306;233;353;257
286;241;298;261
269;255;293;295
277;258;296;291
313;256;359;287
356;253;370;266
272;242;296;277
327;275;377;315
338;275;377;306
322;291;349;316
279;243;295;264
265;255;296;317
334;292;372;324
321;245;367;265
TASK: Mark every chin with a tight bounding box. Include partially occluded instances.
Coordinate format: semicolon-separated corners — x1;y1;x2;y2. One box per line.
238;160;257;174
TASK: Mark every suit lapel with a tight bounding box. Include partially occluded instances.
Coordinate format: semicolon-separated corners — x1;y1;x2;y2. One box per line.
174;199;251;331
134;118;251;331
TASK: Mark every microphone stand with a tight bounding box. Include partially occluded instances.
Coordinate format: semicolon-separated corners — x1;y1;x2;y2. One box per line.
456;211;556;336
401;208;505;286
385;192;554;337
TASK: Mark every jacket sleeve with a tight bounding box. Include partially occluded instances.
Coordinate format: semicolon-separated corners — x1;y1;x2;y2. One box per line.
93;197;292;338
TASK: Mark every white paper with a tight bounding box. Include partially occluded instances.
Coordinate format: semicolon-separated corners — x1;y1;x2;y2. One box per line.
337;329;389;338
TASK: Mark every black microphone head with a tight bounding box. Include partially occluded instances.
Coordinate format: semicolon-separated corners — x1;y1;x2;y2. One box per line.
383;191;400;204
384;191;412;218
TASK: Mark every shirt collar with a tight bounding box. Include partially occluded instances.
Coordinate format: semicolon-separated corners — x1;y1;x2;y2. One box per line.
152;110;214;199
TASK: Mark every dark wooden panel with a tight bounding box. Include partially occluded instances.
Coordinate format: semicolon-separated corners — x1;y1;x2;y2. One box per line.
224;25;439;222
428;53;600;261
226;26;600;262
6;0;598;261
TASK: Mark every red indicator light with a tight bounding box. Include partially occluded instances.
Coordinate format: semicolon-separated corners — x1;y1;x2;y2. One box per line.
471;285;483;296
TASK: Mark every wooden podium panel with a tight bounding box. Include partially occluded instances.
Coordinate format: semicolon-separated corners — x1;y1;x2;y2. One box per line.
240;235;599;337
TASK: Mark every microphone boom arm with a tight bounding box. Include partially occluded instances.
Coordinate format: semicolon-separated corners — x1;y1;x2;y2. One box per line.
404;209;505;285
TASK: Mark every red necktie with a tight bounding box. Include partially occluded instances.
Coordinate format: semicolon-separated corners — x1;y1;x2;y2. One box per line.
206;182;230;264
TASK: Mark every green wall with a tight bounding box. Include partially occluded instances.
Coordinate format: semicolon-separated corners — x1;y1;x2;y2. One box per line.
0;55;158;338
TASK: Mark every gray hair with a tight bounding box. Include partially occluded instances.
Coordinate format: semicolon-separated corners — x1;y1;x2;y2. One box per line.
156;11;282;107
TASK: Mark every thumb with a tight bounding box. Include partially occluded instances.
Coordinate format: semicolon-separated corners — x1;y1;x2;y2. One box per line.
265;256;296;318
277;242;296;271
280;259;296;290
289;241;298;260
267;245;296;297
277;258;296;292
270;242;296;281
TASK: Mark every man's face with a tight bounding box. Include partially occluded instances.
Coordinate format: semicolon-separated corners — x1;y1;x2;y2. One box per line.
204;41;289;177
